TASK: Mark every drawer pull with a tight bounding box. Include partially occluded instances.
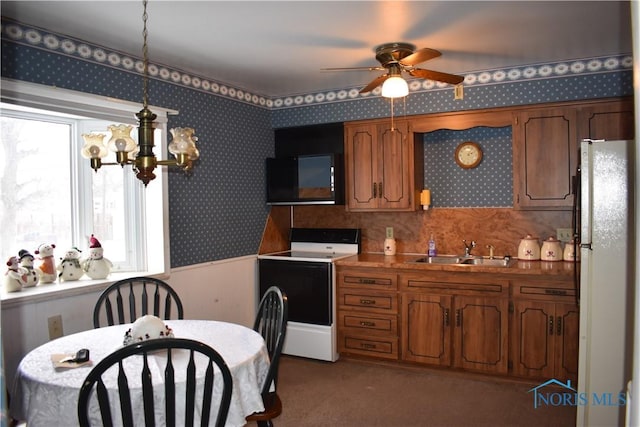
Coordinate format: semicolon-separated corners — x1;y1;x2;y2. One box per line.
359;299;376;305
359;279;376;284
361;343;377;349
360;321;376;327
545;289;568;296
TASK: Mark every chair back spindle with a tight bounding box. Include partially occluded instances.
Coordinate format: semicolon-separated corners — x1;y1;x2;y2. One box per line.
78;338;233;427
93;277;184;328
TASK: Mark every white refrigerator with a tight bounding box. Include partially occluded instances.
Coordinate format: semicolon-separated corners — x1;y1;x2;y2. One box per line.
577;139;635;426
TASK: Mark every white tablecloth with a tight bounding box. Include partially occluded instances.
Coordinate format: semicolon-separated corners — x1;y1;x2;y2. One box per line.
10;320;270;427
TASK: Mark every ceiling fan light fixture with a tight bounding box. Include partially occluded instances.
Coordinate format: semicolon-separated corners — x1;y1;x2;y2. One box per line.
381;76;409;98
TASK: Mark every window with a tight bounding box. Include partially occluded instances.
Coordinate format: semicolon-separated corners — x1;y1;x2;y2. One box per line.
0;79;170;285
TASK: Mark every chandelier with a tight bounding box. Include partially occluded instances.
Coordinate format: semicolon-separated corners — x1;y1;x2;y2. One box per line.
80;0;199;186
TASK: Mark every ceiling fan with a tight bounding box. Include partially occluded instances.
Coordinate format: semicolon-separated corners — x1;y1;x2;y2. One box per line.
323;42;464;95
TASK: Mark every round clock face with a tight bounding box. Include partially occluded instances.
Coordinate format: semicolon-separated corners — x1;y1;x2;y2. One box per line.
455;142;483;169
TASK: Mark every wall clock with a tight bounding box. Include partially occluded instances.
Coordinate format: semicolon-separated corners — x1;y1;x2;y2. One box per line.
454;141;483;169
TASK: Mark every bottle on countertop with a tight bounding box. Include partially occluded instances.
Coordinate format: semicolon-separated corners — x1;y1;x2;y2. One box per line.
428;234;437;257
384;227;396;256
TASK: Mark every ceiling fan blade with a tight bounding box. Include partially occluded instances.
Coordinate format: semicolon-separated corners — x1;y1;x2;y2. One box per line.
321;66;386;72
400;48;442;66
409;68;464;85
360;74;390;93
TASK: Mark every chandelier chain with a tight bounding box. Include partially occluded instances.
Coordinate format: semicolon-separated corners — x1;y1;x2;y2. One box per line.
142;0;149;109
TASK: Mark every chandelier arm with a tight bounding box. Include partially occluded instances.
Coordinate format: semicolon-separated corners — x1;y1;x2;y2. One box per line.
82;0;200;186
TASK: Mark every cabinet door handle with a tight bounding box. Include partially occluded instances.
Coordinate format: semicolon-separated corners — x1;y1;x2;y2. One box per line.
444;308;450;327
455;309;461;327
557;316;563;336
545;289;568;296
373;183;377;198
378;182;383;198
359;299;376;305
549;316;554;335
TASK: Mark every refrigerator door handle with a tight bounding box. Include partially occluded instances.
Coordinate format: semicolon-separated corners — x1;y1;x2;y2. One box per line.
580;242;592;250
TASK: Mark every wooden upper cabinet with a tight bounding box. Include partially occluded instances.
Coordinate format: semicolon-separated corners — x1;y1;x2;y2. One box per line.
513;106;578;210
344;120;423;211
513;98;634;210
578;99;635;141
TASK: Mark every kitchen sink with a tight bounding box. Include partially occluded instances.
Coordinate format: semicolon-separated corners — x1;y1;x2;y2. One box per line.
413;255;463;265
412;255;514;268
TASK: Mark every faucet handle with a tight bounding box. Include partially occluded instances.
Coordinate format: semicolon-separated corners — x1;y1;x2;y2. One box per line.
462;239;476;256
463;239;476;249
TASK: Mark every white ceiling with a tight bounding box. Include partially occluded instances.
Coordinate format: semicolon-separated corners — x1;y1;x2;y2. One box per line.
1;1;633;98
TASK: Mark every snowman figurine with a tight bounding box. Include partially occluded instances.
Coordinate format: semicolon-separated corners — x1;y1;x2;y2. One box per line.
35;243;57;284
57;247;84;282
4;256;27;292
18;249;39;287
82;235;112;280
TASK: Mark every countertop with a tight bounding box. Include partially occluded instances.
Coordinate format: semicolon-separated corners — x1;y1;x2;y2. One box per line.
335;253;577;279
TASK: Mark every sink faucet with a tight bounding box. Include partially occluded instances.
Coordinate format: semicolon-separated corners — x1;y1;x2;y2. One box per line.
486;244;495;259
463;240;476;257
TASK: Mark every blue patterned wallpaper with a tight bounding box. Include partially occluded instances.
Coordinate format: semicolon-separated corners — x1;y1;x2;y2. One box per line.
425;127;512;208
1;19;274;268
0;18;633;266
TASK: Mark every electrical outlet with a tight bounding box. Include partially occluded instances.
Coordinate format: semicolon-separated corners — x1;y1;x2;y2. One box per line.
48;315;63;340
556;228;573;242
386;227;394;239
454;84;464;100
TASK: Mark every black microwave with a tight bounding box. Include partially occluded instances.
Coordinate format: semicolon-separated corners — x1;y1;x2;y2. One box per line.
266;153;344;205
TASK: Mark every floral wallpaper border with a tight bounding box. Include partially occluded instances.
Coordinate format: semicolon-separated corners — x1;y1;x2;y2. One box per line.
1;18;634;111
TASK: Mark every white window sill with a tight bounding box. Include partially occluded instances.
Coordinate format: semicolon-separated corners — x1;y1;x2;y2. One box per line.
1;271;168;308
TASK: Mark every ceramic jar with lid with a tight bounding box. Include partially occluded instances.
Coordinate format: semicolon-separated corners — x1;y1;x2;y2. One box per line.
518;234;541;260
563;239;579;262
541;236;563;261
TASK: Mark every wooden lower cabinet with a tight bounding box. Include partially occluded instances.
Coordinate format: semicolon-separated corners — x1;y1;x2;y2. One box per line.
401;292;509;374
511;299;579;382
402;293;452;366
336;266;578;381
399;272;510;375
336;268;399;360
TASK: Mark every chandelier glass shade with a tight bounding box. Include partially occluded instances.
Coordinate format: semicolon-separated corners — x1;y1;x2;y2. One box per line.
80;0;199;186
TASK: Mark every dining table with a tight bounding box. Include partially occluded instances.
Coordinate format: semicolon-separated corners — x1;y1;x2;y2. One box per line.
10;319;270;427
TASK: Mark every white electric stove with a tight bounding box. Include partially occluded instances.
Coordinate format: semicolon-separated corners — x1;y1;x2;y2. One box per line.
257;228;360;361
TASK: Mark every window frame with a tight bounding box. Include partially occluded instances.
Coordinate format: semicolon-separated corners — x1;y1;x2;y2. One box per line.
0;78;172;304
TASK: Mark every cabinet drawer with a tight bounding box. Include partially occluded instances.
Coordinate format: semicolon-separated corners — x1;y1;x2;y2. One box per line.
338;312;398;335
400;273;508;296
512;282;576;302
338;289;398;313
338;333;398;360
338;270;397;290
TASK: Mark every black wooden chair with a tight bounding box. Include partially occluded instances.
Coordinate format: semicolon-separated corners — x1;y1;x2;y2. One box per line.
93;276;184;328
77;338;233;427
246;286;288;427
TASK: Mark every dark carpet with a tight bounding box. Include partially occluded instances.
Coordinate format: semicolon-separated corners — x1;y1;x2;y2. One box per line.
269;355;576;427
